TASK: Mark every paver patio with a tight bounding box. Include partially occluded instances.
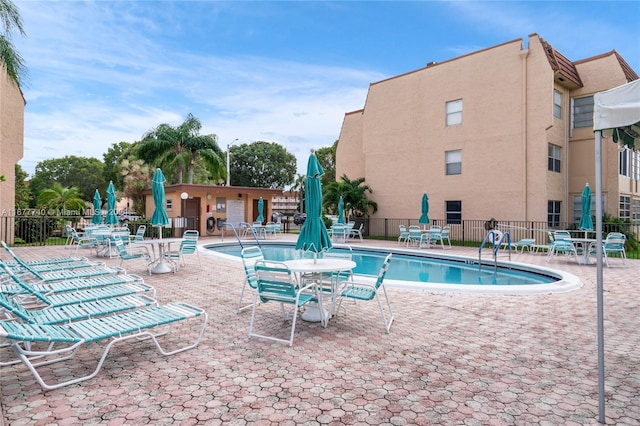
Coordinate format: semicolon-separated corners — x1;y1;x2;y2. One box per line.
1;235;638;425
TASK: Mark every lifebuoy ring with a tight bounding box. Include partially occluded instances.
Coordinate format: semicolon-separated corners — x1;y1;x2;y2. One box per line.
206;217;215;231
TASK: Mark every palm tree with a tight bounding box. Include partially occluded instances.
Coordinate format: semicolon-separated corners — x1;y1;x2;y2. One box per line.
0;0;27;86
37;183;87;213
324;175;377;219
138;113;225;184
291;173;306;213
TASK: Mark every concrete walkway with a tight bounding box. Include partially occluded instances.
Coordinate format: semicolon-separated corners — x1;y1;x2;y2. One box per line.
1;235;638;425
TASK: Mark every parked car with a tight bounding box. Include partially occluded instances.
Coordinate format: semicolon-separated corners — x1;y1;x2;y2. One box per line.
293;212;306;225
118;212;142;223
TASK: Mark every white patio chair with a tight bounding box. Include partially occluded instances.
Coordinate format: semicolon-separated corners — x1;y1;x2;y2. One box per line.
249;260;316;346
336;253;394;333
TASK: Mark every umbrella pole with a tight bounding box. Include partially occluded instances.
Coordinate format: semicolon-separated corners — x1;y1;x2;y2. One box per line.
313;252;317;264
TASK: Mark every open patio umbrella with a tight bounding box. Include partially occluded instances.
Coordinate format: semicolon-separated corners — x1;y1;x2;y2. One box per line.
150;168;170;239
91;189;102;225
105;181;118;226
578;183;593;239
295;152;332;262
419;193;430;229
256;197;264;223
337;196;345;224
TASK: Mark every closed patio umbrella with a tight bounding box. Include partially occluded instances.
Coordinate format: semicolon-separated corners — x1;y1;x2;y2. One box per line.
92;189;102;225
105;181;118;226
295;153;332;262
578;183;593;239
337;196;345;224
419;193;430;229
256;197;264;223
150;168;170;239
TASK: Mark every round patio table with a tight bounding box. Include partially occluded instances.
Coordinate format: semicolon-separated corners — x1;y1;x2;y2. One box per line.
283;258;356;325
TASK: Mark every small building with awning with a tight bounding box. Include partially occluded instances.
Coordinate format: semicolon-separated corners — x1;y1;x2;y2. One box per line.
143;184;285;237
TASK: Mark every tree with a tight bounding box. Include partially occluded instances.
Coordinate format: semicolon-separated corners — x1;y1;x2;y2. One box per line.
229;141;296;188
138;113;225;184
14;163;29;209
290;173;306;213
103;141;136;190
120;158;151;215
324;175;377;218
315;140;338;188
28;156;106;206
0;0;26;86
37;182;87;213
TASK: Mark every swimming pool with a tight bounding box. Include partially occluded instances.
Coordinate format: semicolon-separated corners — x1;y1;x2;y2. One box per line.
203;242;582;295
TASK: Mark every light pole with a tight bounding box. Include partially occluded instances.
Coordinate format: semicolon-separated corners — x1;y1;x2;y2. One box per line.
181;192;188;235
226;138;239;186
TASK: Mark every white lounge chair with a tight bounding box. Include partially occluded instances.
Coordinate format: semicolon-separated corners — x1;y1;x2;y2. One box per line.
0;303;208;390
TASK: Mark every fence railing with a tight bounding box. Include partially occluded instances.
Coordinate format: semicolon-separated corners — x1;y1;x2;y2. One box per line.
0;215;189;245
1;215;638;259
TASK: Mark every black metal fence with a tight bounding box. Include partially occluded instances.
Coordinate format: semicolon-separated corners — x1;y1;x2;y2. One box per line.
361;217;639;257
1;214;638;259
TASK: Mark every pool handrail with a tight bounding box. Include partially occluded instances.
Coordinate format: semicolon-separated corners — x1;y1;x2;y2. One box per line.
479;230;511;270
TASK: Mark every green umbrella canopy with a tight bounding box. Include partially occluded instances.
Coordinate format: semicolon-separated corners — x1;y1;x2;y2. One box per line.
105;181;118;225
256;197;264;223
419;193;430;227
579;183;593;231
295;153;332;258
150;168;170;228
337;196;345;224
92;189;102;225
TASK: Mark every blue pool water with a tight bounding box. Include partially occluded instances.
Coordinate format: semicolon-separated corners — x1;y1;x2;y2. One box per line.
204;242;561;287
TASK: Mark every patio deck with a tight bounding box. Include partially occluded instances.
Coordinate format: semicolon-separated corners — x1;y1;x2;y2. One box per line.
1;235;638;425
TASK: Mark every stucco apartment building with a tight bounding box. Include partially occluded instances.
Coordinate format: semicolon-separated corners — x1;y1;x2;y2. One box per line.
0;69;25;244
336;33;639;229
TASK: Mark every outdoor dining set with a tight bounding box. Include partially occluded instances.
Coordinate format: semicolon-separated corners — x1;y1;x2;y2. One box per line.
398;224;452;249
66;224;201;274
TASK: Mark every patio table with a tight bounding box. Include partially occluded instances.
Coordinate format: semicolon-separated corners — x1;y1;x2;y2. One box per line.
283;258;356;326
132;237;184;273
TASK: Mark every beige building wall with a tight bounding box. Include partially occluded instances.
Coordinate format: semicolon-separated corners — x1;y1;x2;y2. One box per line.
337;33;638;226
0;69;26;244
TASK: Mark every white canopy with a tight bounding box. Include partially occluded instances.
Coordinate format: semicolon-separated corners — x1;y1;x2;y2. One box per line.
592;78;639;423
594;79;640;143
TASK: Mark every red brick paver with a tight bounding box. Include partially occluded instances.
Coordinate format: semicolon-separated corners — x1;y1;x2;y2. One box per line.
1;236;638;425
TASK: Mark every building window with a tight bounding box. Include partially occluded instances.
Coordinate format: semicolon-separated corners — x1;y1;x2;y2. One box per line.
620;196;631;220
633;151;640;180
553;90;562;119
548;201;561;228
166;199;173;210
445;200;462;224
548;144;561;173
445;150;462;175
633;199;640;224
620;148;630;177
572;95;594;129
446;99;462;126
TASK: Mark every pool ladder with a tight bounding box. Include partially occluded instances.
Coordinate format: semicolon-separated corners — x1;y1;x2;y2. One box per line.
221;223;263;250
478;231;511;271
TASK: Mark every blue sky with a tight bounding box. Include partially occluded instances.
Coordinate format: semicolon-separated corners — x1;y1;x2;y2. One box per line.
14;1;640;177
